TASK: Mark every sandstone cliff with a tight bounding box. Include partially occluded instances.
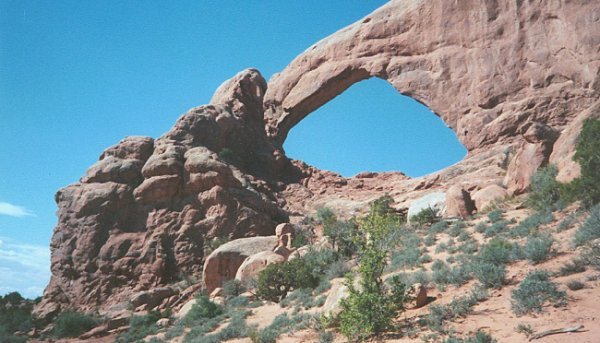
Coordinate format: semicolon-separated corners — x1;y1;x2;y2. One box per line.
35;0;599;320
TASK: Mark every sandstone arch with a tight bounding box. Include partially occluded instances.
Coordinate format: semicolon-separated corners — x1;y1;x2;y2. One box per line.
264;0;599;152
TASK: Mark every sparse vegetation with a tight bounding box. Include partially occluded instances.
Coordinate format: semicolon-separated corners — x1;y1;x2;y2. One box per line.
558;258;587;276
250;313;315;343
573;204;600;247
472;262;506;289
425;285;488;332
117;311;162;343
411;207;440;226
511;270;566;315
526;165;563;212
566;280;585;291
0;292;37;343
564;118;600;208
523;234;554;264
487;209;504;223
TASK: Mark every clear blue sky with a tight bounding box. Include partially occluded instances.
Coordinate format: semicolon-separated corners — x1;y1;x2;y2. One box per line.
0;0;465;298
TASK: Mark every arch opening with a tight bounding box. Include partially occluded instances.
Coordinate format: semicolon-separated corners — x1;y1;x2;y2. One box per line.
283;78;467;178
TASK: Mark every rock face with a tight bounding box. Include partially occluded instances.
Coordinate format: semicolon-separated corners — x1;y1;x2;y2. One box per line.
36;0;599;320
202;236;278;294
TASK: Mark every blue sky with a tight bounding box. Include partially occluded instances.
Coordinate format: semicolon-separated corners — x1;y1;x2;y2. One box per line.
0;1;465;298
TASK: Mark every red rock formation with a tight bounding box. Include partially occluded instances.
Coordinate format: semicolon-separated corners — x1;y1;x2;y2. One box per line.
35;0;599;320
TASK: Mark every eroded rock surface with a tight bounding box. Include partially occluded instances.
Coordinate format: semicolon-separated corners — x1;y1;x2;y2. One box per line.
36;0;599;320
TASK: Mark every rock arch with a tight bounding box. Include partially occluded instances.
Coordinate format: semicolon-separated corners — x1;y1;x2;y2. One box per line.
264;0;599;153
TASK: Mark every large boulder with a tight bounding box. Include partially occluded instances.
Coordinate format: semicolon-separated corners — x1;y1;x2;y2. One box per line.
472;185;508;212
235;250;286;284
445;185;475;218
202;236;278;293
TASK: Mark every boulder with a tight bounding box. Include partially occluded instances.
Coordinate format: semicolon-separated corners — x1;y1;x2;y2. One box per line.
472;185;508;212
405;283;428;309
202;236;278;293
235;250;286;284
322;278;350;317
444;185;475;218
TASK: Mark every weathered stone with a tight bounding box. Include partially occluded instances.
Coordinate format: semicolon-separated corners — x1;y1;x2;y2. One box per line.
235;250;286;285
472;185;508;212
202;236;278;293
445;185;475;218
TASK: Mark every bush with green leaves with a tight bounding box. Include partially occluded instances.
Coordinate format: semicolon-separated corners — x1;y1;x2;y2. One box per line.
472;262;506;289
410;207;440;226
484;220;510;237
432;260;472;289
426;285;488;332
0;292;36;343
511;270;566;315
318;209;359;257
487;209;504;223
559;258;587;276
337;207;407;342
117;311;163;343
186;294;223;322
255;257;320;302
250;313;315;343
222;279;246;299
523;234;554;264
573;204;600;246
510;211;554;238
478;238;514;265
563;118;600;207
429;220;449;234
526;165;563;212
53;310;98;339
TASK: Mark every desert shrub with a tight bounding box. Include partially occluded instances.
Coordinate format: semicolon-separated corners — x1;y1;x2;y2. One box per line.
302;247;342;277
53;310;98;338
478;238;514;265
523;234;554;264
314;279;332;294
117;311;161;343
292;224;314;248
487;209;504;223
186;295;223;322
435;242;448;253
567;280;585;291
319;331;334;343
255;257;320;302
458;230;472;242
483;220;510;237
193;311;250;343
388;245;422;270
250;313;315;343
338;207;407;341
510;212;554;238
472;262;506;289
426;286;488;332
474;222;488;233
515;323;534;337
424;234;437;246
559;258;587;276
429;220;449;234
582;243;600;271
556;212;578;232
511;270;566;315
432;261;472;289
445;331;497;343
448;221;466;237
280;288;325;310
411;207;440;226
573;204;600;246
0;292;36;343
526;165;563;211
564;118;600;207
222;279;245;299
324;260;349;280
458;239;479;254
395;270;431;286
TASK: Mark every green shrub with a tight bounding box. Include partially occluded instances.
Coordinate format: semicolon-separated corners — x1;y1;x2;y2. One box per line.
573;204;600;246
222;279;245;299
448;221;466;237
478;238;514;265
565;118;600;207
424;234;437;246
559;258;587;276
426;286;488;332
511;270;566;315
472;262;506;289
526;165;563;211
250;313;315;343
338;207;407;341
256;257;320;302
53;310;98;338
411;207;440;226
484;220;510;237
523;234;554;264
510;212;554;238
193;311;250;343
515;323;534;337
429;220;449;234
186;295;223;321
566;280;585;291
432;261;472;289
475;222;488;233
487;209;504;223
0;292;36;340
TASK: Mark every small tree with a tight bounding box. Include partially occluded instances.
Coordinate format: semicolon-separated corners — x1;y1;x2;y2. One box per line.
570;118;600;207
338;204;406;341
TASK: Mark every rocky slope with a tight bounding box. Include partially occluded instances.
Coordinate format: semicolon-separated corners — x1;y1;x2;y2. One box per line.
35;0;599;322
